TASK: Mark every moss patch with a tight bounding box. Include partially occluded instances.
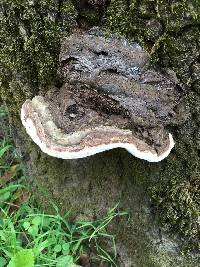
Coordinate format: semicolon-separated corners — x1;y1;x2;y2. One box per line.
0;0;77;113
105;0;200;253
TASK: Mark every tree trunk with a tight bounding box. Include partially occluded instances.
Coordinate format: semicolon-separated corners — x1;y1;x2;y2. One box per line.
0;0;199;266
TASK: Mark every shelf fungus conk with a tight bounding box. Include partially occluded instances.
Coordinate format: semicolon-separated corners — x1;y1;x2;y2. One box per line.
21;30;186;162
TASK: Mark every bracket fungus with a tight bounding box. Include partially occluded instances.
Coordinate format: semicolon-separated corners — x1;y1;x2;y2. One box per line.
21;30;186;162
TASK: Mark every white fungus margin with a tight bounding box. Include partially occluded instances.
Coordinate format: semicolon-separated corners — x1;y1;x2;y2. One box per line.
21;97;175;162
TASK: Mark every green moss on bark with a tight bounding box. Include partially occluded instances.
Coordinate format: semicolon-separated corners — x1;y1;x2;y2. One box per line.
0;0;200;260
106;0;199;43
105;0;200;253
0;0;76;113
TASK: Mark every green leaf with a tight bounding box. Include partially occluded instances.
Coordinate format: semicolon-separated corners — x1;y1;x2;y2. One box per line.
28;225;38;236
56;255;74;267
0;230;6;241
7;249;34;267
41;217;52;227
34;240;49;256
0;257;7;267
0;145;12;158
0;191;10;201
54;244;62;253
23;221;30;230
32;216;41;226
62;243;70;254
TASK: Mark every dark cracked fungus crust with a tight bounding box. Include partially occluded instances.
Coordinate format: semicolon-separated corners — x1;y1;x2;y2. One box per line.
44;29;187;152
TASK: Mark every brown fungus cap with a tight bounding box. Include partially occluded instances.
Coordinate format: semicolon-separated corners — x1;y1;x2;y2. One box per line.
21;30;187;161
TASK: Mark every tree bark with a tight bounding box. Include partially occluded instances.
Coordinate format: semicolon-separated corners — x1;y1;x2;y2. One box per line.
0;0;199;266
